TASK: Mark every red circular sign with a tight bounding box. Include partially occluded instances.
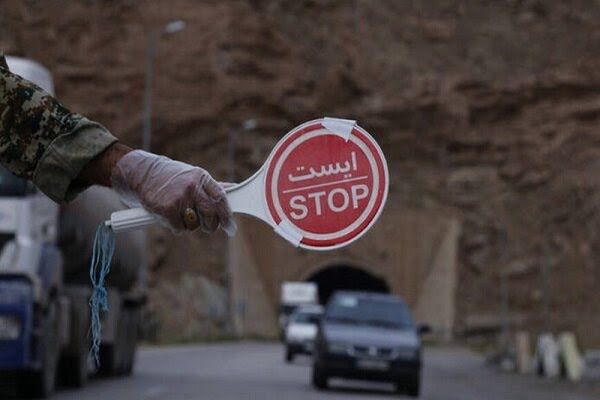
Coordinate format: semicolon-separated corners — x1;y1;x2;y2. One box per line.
265;119;388;250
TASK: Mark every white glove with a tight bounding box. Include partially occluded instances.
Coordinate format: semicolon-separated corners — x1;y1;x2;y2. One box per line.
111;150;236;235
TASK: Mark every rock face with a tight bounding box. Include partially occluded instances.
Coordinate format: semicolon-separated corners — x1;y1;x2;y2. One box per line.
2;0;600;346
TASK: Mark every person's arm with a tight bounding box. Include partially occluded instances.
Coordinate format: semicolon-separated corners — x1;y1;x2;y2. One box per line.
0;54;234;234
0;53;118;201
77;142;133;187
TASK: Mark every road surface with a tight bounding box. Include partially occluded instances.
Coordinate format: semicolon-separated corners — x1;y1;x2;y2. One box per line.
47;342;596;400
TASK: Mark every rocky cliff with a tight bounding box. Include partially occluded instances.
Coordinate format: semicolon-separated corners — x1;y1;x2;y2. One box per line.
2;0;599;345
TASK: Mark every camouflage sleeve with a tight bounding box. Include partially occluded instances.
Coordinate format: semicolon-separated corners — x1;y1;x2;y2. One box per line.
0;53;118;203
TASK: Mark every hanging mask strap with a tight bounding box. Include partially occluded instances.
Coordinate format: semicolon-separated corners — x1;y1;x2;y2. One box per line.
88;223;116;366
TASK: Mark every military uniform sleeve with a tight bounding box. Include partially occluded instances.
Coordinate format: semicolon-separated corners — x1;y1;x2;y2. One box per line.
0;53;118;203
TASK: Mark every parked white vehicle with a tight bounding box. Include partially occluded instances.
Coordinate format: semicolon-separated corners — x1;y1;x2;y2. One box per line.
279;282;318;339
0;57;145;398
284;305;323;362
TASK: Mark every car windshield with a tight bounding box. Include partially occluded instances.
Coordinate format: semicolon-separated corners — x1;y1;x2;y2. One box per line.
325;294;413;329
292;312;321;325
280;304;297;316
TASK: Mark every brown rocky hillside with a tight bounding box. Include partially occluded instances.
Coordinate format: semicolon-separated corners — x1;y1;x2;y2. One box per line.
1;0;599;346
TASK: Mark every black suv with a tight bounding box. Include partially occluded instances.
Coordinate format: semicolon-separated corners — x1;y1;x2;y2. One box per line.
312;291;427;397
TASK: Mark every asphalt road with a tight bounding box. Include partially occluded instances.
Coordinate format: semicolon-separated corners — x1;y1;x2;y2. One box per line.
50;342;597;400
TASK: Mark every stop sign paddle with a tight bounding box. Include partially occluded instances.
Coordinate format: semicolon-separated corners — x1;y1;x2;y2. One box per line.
107;117;389;251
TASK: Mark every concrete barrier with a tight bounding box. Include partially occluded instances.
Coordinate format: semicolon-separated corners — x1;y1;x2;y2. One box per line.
535;333;560;378
558;332;583;381
515;331;531;374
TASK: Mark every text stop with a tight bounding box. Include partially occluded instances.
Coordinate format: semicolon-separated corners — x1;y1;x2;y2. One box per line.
289;184;369;220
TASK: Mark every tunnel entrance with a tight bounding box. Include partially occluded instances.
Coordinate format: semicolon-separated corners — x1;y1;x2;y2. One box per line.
307;265;390;305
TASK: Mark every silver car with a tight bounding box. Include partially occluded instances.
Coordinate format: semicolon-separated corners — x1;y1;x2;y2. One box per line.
284;305;323;362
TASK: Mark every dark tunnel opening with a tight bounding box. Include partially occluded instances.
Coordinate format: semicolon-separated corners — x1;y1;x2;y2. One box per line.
307;265;390;305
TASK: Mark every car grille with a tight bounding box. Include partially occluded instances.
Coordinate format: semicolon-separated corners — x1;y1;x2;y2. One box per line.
349;345;395;359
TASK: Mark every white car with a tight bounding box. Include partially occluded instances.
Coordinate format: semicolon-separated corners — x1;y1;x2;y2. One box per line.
284;305;323;362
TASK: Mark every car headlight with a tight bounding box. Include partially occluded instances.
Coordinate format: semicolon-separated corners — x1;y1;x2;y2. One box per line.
327;341;348;354
394;347;419;359
0;316;21;340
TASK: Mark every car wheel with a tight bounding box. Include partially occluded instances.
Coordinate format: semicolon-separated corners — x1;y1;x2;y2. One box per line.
58;300;90;388
21;301;60;398
99;306;139;377
285;348;294;363
58;350;89;388
311;365;328;390
404;373;421;397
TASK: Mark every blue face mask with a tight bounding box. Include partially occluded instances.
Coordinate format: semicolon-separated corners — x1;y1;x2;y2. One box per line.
88;223;116;366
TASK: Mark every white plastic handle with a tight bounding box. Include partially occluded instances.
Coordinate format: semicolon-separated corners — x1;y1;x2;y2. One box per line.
105;207;156;233
106;168;270;234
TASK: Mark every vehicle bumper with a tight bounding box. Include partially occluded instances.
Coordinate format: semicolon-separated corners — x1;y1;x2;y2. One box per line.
316;353;421;382
287;340;315;355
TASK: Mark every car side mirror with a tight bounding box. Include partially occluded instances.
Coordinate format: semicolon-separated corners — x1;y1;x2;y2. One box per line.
417;323;432;335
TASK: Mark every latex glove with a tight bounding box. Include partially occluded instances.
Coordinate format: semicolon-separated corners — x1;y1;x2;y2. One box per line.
111;150;236;235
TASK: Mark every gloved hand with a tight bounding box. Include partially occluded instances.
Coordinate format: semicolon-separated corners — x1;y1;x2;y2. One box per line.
111;150;236;235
